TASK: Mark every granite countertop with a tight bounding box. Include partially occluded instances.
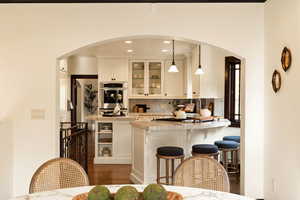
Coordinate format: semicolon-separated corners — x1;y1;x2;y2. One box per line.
129;112;174;116
85;113;174;121
85;115;137;121
131;119;231;131
11;185;253;200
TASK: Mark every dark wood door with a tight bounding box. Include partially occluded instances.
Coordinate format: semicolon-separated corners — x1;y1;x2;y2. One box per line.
70;75;98;123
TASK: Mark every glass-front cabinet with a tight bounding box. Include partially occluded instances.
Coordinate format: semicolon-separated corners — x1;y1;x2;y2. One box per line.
131;62;145;96
148;62;162;96
130;60;164;97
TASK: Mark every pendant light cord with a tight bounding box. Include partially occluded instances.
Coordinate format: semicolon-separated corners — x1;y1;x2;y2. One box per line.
199;44;201;68
172;40;175;64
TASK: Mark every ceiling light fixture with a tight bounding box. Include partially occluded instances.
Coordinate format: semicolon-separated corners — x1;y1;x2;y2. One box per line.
168;40;179;73
195;44;204;75
127;49;133;53
125;41;132;44
161;49;169;52
164;41;171;44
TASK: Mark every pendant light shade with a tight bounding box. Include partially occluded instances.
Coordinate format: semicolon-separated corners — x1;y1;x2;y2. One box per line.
195;67;204;75
168;40;179;73
195;44;204;75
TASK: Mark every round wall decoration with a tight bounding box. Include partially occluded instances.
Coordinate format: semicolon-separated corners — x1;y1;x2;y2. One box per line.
281;47;292;72
272;70;281;93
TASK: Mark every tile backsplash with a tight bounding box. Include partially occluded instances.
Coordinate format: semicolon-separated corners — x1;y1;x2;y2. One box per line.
129;98;225;116
129;99;174;113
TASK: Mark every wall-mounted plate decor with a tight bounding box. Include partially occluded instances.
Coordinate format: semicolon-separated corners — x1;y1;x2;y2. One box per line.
272;70;281;93
281;47;292;72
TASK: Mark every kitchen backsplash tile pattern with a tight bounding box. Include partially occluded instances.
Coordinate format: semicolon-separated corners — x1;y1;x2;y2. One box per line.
129;99;174;113
129;99;225;116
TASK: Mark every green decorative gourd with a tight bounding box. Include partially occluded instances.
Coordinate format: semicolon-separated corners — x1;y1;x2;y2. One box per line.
143;184;167;200
88;185;112;200
114;186;140;200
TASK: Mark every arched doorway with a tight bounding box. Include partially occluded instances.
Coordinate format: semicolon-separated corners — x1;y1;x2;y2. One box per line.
56;35;246;194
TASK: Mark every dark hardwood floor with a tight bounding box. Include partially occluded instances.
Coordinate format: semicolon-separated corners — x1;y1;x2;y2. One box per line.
86;131;240;194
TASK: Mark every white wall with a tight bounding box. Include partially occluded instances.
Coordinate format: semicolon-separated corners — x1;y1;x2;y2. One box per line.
0;121;13;199
0;4;264;198
69;56;98;75
58;59;71;122
264;0;300;199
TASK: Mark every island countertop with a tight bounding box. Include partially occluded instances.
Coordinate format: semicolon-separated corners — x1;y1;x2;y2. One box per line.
85;115;137;121
130;119;231;131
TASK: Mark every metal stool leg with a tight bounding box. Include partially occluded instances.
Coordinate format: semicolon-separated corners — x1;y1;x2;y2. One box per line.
171;159;175;184
157;156;160;184
223;150;228;171
166;159;170;185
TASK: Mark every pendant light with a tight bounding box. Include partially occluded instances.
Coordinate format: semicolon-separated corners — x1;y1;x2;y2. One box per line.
168;40;179;73
195;44;204;75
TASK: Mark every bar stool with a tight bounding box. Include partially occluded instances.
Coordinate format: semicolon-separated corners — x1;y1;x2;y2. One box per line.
192;144;219;160
223;136;241;171
214;140;240;182
156;146;184;185
223;136;240;143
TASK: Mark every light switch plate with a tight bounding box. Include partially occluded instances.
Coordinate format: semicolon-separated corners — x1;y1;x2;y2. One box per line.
31;109;46;120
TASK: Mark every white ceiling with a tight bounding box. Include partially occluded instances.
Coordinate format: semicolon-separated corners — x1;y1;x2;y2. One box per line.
71;38;197;58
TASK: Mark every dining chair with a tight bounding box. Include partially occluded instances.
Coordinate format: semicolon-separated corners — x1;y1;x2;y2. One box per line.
173;156;230;192
29;158;89;194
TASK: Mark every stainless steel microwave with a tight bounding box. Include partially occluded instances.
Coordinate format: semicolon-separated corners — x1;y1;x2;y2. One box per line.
99;82;127;109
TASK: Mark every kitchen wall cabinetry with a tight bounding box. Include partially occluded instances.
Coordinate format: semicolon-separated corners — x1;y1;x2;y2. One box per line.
191;47;201;98
190;44;226;99
199;44;226;99
163;59;185;98
98;58;129;82
129;60;164;98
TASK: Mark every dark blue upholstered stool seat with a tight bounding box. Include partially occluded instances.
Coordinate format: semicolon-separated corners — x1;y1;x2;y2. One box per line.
192;144;219;154
214;140;239;149
157;146;184;157
223;136;240;143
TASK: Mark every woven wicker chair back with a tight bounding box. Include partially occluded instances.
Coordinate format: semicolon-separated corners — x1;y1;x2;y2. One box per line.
173;156;230;192
29;158;89;194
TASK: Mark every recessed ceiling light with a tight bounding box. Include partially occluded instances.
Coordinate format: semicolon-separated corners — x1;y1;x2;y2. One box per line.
127;49;133;53
163;41;171;44
161;49;169;52
125;41;132;44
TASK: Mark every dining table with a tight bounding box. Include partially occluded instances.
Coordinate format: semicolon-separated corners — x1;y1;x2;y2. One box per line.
10;184;254;200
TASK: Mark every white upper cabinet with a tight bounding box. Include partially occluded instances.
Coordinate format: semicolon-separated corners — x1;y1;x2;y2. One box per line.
187;44;226;99
98;58;129;82
163;59;185;98
199;44;225;99
129;60;164;98
191;47;201;97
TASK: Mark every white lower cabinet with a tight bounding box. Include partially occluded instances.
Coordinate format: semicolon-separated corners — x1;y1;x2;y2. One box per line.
94;120;131;164
113;121;132;159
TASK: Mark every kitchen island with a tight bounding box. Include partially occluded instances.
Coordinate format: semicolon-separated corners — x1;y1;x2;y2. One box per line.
130;119;231;184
